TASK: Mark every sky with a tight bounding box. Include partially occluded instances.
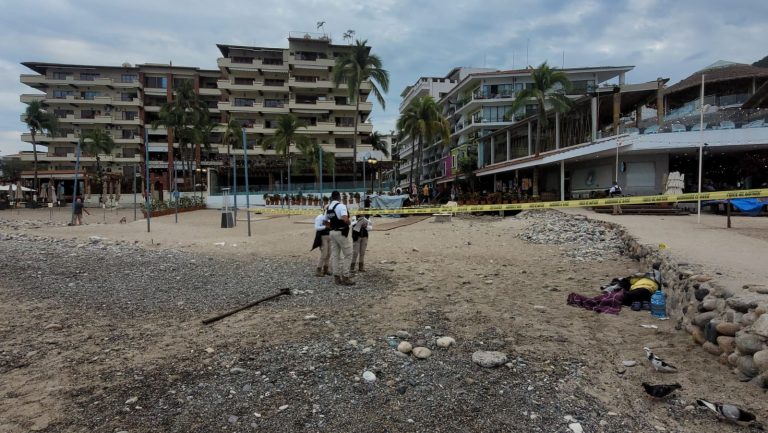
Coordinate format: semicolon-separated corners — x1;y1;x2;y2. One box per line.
1;0;767;156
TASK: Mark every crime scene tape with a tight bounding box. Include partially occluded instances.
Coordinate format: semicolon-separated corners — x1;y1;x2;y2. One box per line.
246;188;768;216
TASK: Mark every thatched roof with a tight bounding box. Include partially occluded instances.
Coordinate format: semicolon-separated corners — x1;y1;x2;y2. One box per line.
666;61;768;94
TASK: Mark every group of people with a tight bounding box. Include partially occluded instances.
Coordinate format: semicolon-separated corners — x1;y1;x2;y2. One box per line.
312;191;372;286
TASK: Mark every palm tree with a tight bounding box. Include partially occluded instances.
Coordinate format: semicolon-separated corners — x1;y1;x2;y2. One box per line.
507;61;573;197
222;117;243;161
332;39;389;186
368;131;390;158
82;128;116;202
396;96;450;193
152;80;210;190
262;114;310;193
23;101;58;192
297;140;335;187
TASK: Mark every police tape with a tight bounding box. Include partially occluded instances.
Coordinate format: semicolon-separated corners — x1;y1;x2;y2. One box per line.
246;188;768;216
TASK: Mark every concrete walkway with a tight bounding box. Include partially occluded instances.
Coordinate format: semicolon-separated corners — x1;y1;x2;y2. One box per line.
564;208;768;291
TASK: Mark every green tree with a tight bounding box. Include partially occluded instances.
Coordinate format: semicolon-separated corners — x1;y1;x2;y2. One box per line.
396;95;450;192
262;114;310;191
222;117;243;160
22;100;58;192
82;127;116;179
507;61;573;197
152;81;211;190
332;39;389;186
368;131;390;158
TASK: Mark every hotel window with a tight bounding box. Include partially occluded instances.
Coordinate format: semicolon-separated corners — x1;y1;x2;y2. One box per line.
264;99;284;108
80;110;96;119
264;79;285;87
234;98;255;107
498;84;515;97
53;109;72;118
232;56;252;64
52;90;73;99
121;92;137;101
122;129;136;139
82;91;100;100
144;76;167;89
123;111;138;120
121;74;138;83
52;72;70;80
173;78;192;89
482;106;512;122
80;72;100;81
234;77;254;85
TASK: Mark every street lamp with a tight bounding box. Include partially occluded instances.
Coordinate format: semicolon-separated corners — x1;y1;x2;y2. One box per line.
366;157;378;194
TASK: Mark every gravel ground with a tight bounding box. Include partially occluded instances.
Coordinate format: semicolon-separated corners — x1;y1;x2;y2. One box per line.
1;214;765;433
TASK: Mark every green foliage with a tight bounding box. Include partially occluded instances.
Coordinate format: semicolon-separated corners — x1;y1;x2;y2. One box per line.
368;131;390;157
23;100;58;189
140;195;204;212
396;95;450;190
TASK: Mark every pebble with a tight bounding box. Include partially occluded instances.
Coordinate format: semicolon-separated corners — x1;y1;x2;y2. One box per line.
412;347;432;359
303;314;318;320
348;340;358;347
735;333;764;355
715;322;740;336
395;330;411;339
397;341;413;354
204;347;215;354
44;323;63;331
125;397;138;405
278;405;289;411
362;371;377;382
436;336;455;348
684;405;695;411
622;360;637;367
753;350;768;373
568;422;584;433
229;367;246;374
753;315;768;338
227;415;238;424
692;311;718;327
472;351;508;368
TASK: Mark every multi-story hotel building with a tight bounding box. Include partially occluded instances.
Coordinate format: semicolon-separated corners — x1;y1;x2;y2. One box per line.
392;65;633;192
18;32;376;199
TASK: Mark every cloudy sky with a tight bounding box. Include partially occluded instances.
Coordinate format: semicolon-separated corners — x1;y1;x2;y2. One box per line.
1;0;766;155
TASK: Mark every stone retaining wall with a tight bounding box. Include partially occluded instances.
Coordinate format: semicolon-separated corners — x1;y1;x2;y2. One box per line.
606;222;768;388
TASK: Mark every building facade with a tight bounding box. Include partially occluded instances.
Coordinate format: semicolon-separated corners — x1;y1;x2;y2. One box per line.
18;33;377;201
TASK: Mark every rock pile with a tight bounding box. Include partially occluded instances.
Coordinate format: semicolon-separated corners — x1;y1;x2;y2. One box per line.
516;211;623;261
619;229;768;388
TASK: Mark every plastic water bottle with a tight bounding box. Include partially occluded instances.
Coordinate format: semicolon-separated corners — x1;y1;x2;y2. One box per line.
650;290;667;318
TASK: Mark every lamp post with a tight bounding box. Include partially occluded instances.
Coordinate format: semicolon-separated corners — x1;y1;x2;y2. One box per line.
367;157;378;194
697;73;705;224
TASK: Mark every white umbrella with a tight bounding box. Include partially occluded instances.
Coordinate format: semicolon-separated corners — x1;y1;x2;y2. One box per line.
49;184;57;203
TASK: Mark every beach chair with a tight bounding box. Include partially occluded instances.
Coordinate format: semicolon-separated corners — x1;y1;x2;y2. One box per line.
643;124;659;134
690;122;708;131
719;120;735;129
671;123;686;133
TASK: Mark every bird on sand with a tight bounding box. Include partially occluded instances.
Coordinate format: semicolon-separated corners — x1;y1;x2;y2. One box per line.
697;399;758;425
642;382;681;399
644;347;678;373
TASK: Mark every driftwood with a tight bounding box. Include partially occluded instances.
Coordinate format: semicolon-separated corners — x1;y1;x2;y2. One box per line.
202;288;290;324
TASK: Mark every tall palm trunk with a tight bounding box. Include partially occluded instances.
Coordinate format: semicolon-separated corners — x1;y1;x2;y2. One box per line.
416;134;424;192
352;89;360;188
408;136;418;193
31;131;39;194
533;118;542;197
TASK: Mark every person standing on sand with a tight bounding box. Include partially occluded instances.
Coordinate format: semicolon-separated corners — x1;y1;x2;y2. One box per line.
326;191;355;286
609;181;623;215
72;198;90;225
350;214;372;273
312;206;331;277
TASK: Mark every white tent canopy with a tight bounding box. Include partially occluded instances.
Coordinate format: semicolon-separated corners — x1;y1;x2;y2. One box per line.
0;184;34;192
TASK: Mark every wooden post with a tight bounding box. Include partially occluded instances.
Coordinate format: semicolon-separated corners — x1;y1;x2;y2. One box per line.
656;78;665;127
726;199;731;228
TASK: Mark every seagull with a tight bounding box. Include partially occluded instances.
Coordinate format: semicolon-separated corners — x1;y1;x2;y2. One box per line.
642;382;681;399
316;21;325;30
644;347;678;373
697;399;758;425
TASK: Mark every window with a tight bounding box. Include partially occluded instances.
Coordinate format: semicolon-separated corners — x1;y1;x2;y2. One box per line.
232;56;252;64
53;109;72;118
264;79;284;87
123;148;137;158
173;77;192;89
80;110;96;119
482;106;512;123
82;91;100;100
144;76;167;89
299;117;317;126
54;147;74;157
52;72;70;80
123;111;138;120
122;129;136;139
234;77;254;85
121;92;137;101
53;90;73;99
498;84;515;97
334;96;348;105
335;138;354;148
80;73;99;81
336;117;354;127
121;74;138;83
264;99;284;108
294;76;317;83
263;58;283;65
234;98;255;107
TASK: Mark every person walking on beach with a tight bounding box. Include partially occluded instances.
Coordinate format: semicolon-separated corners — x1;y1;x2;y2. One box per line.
312;207;331;277
326;191;355;286
72;197;90;225
350;214;372;273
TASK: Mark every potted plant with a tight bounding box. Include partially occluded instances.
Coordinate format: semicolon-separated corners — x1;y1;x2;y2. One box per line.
353;192;361;204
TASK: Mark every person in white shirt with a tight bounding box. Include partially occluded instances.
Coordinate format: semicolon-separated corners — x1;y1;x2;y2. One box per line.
311;208;331;277
325;191;355;286
609;181;623;215
350;214;372;273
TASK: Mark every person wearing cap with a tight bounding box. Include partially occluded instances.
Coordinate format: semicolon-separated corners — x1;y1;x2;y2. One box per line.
325;191;355;286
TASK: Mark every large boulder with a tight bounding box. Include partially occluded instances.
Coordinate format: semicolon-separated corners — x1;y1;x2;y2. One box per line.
752;314;768;338
715;322;741;337
753;350;768;374
735;333;765;355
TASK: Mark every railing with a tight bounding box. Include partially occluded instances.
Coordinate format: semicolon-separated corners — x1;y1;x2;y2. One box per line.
210;181;362;195
639;107;768;133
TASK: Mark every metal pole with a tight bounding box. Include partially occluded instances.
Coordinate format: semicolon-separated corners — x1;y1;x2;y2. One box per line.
697;74;705;224
232;155;237;226
362;160;366;194
242;129;251;237
332;159;336;189
132;164;137;221
615;140;620;182
287;156;292;210
319;147;323;199
144;128;151;233
71;140;81;224
174;162;178;223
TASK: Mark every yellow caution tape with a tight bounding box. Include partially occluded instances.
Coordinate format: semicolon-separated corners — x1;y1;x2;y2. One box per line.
246;188;768;216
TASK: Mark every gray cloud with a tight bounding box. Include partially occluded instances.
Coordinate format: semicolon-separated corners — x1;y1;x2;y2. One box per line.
1;0;767;155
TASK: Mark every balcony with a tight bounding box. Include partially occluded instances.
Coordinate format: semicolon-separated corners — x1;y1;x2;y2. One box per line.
290;55;335;69
20;74;140;89
332;100;373;112
288;98;336;110
217;57;288;73
218;100;288;113
20;94;45;104
198;87;220;96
